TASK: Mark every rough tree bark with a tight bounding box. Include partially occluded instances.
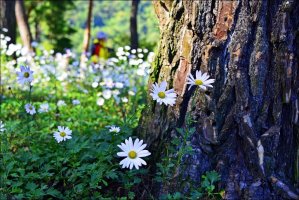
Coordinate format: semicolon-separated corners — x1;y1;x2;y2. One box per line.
130;0;139;49
0;0;16;44
138;0;299;199
15;0;33;52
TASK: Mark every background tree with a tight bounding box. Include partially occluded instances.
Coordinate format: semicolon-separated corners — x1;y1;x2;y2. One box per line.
130;0;139;49
138;0;299;199
81;0;93;56
24;0;75;52
15;0;33;52
0;0;16;44
68;1;159;53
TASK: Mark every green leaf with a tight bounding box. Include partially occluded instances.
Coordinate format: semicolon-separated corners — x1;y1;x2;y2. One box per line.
176;128;185;136
173;192;182;199
47;188;62;198
128;191;135;200
25;182;38;191
206;170;220;183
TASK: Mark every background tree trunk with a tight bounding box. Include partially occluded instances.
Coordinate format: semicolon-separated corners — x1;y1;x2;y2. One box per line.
0;0;16;44
0;0;16;125
80;0;93;67
130;0;139;50
82;0;93;54
15;0;33;52
138;0;299;199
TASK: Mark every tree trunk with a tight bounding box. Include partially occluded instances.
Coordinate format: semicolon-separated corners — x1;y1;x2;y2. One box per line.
138;0;299;199
130;0;139;50
0;0;16;44
34;19;41;42
82;0;93;55
15;0;33;52
80;0;93;68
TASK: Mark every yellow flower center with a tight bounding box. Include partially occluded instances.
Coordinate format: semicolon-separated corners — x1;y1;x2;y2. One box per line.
24;72;30;78
128;151;137;159
195;79;203;85
158;92;166;99
60;132;66;137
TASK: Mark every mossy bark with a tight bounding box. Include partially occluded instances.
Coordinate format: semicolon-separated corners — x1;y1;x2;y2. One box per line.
138;0;299;199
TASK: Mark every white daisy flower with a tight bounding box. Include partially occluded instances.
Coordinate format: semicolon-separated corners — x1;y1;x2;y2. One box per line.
39;103;49;113
124;46;131;50
92;82;98;88
53;126;72;143
16;65;34;85
97;97;105;106
25;103;36;115
121;97;128;103
117;47;124;52
150;81;177;106
0;121;6;132
115;82;124;89
147;52;155;63
109;126;120;133
128;91;135;96
186;70;215;91
72;99;80;105
104;78;114;88
57;100;66;107
117;137;151;170
103;89;112;99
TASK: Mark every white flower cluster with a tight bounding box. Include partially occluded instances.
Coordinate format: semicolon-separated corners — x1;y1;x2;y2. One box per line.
150;70;215;106
12;63;152;170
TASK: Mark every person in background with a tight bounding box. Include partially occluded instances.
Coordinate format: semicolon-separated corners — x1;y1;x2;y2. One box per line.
91;31;109;63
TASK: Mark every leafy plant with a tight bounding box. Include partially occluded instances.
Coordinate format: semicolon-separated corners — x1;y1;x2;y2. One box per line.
0;29;153;198
191;171;225;200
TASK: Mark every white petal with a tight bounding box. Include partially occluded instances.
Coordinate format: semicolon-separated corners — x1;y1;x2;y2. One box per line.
204;79;215;84
128;137;134;150
137;158;147;166
136;144;147;152
58;126;63;131
187;74;195;82
200;85;207;90
133;160;139;170
129;162;134;170
160;81;167;91
119;143;129;152
65;135;72;139
138;150;151;157
196;70;200;79
120;158;127;165
133;138;140;149
117;152;127;157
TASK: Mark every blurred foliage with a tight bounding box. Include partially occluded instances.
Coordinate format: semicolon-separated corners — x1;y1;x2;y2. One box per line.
24;0;76;52
21;0;159;53
67;0;160;53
